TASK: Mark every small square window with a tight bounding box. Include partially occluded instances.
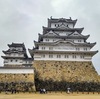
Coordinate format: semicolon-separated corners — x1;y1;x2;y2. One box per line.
49;54;53;58
11;60;13;62
65;55;69;58
57;55;61;58
42;55;45;58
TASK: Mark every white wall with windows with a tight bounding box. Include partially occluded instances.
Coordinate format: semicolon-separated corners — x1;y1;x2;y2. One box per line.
51;23;73;28
10;47;23;51
4;59;32;65
4;59;24;65
34;53;92;61
10;53;24;57
39;45;90;51
73;39;84;43
43;38;61;42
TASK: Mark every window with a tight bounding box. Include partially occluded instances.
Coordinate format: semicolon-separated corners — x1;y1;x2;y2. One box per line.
4;60;8;63
42;54;45;58
67;25;69;27
46;39;49;41
11;60;13;62
76;48;80;51
78;40;81;42
64;55;69;58
49;47;53;50
73;55;76;58
84;48;87;51
42;47;45;50
57;55;61;58
49;54;53;58
80;55;84;58
53;39;55;42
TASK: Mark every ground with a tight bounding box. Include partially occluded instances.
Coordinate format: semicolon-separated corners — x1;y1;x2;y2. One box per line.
0;92;100;99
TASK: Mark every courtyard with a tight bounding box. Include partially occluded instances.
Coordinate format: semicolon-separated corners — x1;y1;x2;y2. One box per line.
0;92;100;99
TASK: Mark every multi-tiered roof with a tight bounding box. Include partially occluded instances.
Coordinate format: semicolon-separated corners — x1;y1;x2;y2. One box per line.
2;43;28;59
2;43;32;67
29;17;98;59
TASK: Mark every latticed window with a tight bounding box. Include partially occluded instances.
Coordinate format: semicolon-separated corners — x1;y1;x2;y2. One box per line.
42;54;45;58
72;55;76;58
46;39;49;41
76;48;80;51
11;60;13;62
42;47;45;50
64;55;69;58
49;47;53;50
84;48;87;51
80;55;84;58
57;54;61;58
15;60;17;62
78;39;81;42
49;54;53;58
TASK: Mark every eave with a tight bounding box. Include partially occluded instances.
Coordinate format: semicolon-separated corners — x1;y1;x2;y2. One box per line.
31;50;98;56
38;34;90;40
33;40;96;48
43;27;84;34
8;43;26;50
1;56;25;59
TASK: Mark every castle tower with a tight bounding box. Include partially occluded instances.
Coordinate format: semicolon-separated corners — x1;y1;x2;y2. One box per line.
0;43;35;91
29;17;99;83
2;43;32;67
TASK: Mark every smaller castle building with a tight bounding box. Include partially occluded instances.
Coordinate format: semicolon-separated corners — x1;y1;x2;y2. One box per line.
2;43;32;67
0;43;35;91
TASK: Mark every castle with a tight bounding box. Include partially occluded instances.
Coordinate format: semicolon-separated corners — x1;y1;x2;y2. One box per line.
0;17;99;91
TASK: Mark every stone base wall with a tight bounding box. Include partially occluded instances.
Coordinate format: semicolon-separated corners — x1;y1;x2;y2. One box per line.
0;73;35;91
0;73;34;82
33;60;100;82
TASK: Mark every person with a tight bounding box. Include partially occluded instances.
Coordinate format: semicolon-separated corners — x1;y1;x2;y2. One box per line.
43;88;46;93
5;83;9;94
67;87;70;94
40;88;46;94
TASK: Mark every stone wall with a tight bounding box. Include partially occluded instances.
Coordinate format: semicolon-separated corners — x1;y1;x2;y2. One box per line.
0;73;34;82
33;60;100;82
0;73;35;91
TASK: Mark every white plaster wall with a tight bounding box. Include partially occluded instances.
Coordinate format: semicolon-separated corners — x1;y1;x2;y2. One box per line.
51;23;56;28
68;24;74;28
43;38;61;43
4;59;32;65
0;69;34;74
39;45;90;51
10;47;23;51
51;23;73;28
4;59;24;65
34;54;92;61
74;39;84;43
10;53;24;57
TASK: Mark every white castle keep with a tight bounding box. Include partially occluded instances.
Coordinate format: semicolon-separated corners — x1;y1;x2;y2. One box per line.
29;17;98;62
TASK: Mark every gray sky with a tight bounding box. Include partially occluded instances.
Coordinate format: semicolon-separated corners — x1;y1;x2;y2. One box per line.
0;0;100;74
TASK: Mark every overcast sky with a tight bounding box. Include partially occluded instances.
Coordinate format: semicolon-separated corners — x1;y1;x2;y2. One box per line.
0;0;100;74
